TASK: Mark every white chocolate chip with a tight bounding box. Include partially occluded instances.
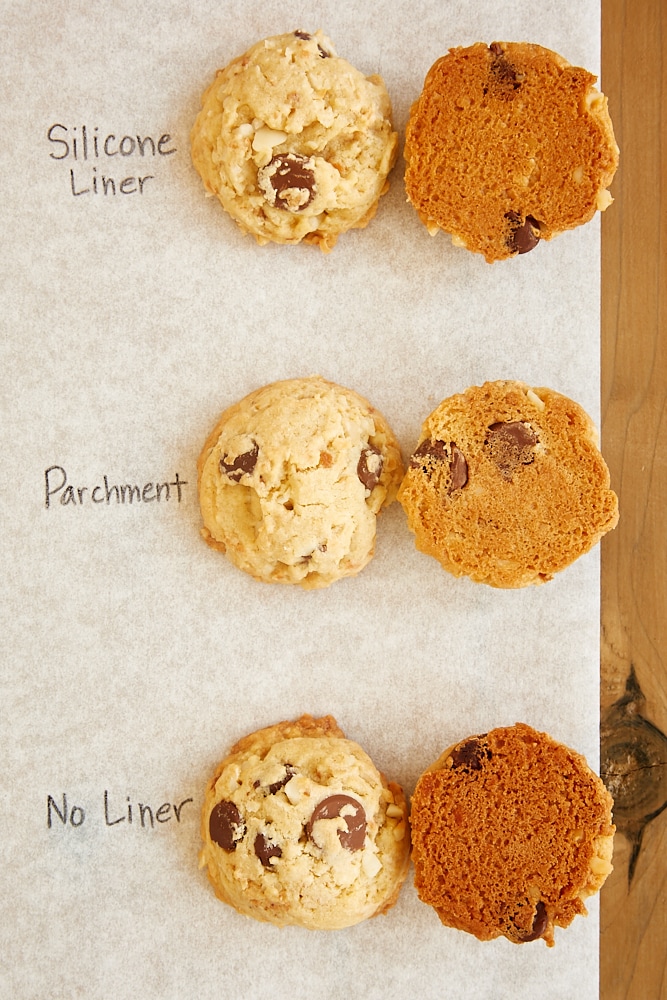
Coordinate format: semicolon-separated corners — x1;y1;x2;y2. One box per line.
386;803;404;819
584;87;605;112
590;854;613;876
362;851;383;878
526;388;545;410
252;126;288;153
283;775;310;805
392;821;407;841
317;107;335;128
596;188;614;211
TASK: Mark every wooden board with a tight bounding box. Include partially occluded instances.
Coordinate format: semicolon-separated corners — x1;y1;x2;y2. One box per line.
600;0;667;996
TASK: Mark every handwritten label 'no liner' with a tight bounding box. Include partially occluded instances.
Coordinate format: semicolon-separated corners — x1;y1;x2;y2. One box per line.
44;465;188;508
47;790;195;831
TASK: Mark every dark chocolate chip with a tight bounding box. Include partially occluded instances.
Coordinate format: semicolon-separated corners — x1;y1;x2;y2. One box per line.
209;800;246;852
450;737;490;771
254;832;282;867
493;58;519;87
267;764;296;795
357;444;384;491
486;420;538;478
522;900;549;942
306;794;367;852
257;153;316;212
489;43;523;90
410;439;468;493
410;438;449;467
449;443;469;490
293;30;330;56
253;765;297;793
505;212;541;254
220;442;259;482
488;420;537;450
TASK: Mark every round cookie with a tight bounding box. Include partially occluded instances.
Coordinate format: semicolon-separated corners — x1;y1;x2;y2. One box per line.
397;380;618;587
199;715;411;929
410;723;615;946
191;30;398;250
197;376;404;588
404;42;619;262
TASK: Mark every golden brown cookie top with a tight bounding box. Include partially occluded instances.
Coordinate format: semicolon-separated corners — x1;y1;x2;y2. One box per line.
411;723;615;945
199;715;411;929
197;376;404;588
398;381;619;587
404;42;619;261
227;714;346;756
191;30;398;250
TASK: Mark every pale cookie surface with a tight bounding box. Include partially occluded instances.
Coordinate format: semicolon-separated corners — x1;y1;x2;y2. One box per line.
411;723;615;946
398;380;618;587
191;30;398;250
404;42;619;262
199;715;410;929
197;376;404;588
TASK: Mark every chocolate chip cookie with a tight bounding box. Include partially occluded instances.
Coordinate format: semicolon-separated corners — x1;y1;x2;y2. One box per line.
191;30;398;250
410;723;615;946
197;376;404;588
199;715;410;929
404;42;619;262
397;380;618;587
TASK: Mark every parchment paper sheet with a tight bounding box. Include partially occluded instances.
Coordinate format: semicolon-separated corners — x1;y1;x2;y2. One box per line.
1;2;609;997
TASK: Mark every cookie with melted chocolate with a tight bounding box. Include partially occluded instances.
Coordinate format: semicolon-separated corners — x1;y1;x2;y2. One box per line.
199;715;410;929
397;380;618;587
404;41;618;261
410;723;615;946
197;376;404;588
191;30;397;250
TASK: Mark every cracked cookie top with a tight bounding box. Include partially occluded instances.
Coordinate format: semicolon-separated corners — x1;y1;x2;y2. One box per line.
199;715;410;929
197;376;403;587
191;30;398;250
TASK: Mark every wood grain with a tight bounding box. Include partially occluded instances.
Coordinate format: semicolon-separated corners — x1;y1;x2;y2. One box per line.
600;0;667;996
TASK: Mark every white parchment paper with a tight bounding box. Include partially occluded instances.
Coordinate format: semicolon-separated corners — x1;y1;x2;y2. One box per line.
1;2;608;998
